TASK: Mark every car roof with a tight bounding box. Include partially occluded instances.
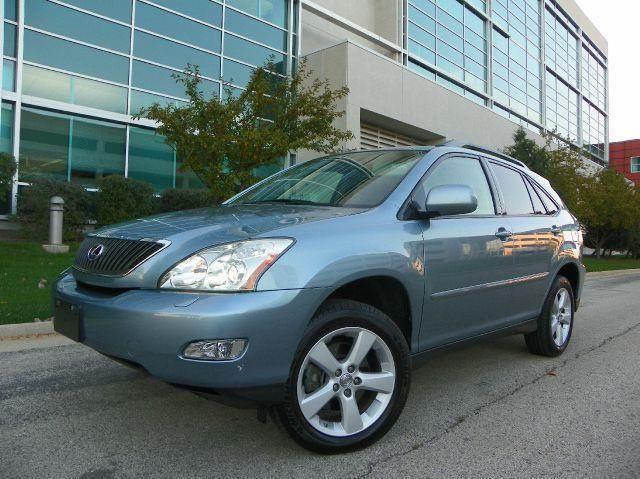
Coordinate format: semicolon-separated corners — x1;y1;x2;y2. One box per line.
356;141;529;171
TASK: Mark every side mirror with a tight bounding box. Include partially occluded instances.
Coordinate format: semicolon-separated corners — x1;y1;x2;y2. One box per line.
425;184;478;217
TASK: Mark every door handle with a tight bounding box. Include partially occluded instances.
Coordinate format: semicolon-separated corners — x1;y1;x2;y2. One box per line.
551;225;562;235
495;227;513;241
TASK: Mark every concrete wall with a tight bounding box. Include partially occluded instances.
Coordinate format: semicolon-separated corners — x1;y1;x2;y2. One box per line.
300;0;402;59
298;41;544;163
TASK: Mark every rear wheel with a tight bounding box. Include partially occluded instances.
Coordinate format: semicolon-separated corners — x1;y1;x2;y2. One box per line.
525;275;574;357
277;299;411;454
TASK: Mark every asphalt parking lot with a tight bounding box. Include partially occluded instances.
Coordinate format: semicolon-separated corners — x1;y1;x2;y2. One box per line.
1;271;639;478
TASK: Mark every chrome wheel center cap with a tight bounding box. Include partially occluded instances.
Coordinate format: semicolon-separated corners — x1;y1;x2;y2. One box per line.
339;372;353;388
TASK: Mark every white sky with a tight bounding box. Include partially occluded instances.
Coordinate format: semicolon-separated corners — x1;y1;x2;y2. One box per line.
575;0;640;142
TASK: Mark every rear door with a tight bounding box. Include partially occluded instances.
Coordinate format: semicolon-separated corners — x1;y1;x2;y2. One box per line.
415;154;518;350
487;161;557;321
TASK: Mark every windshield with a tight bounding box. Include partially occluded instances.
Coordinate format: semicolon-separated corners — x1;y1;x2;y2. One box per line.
229;150;428;208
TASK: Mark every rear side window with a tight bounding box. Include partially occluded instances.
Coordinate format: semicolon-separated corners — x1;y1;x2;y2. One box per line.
524;178;545;214
531;180;559;213
416;156;495;215
491;162;534;215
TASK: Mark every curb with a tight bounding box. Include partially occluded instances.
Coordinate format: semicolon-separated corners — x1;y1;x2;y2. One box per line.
0;321;55;340
586;268;640;277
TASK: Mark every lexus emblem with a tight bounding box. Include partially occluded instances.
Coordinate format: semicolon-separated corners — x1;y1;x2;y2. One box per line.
87;244;105;261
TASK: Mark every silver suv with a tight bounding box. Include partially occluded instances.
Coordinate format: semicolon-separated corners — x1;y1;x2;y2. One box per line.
54;143;585;453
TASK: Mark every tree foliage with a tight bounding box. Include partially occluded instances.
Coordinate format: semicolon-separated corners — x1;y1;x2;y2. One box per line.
95;176;156;227
0;152;17;198
505;127;640;258
17;177;91;241
137;60;353;199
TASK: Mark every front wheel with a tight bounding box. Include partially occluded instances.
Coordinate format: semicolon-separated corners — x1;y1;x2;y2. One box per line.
277;299;411;454
525;275;575;357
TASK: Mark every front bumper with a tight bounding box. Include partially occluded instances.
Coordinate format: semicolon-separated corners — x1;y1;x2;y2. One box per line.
53;274;327;403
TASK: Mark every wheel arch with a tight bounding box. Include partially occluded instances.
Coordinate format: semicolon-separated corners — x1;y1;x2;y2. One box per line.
312;273;416;350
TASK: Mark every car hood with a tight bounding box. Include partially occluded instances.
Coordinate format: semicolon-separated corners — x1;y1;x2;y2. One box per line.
92;203;362;245
72;204;363;289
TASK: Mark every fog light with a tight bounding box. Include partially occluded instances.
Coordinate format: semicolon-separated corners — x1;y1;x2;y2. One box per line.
183;339;247;361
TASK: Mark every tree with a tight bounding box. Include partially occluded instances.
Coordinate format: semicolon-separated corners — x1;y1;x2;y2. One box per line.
504;127;640;259
503;127;550;176
137;60;353;199
0;152;17;199
580;169;637;258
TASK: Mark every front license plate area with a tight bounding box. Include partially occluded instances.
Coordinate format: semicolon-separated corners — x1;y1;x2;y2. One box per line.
54;300;83;342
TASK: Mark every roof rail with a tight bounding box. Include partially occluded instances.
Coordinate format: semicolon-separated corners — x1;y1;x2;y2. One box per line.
438;140;529;169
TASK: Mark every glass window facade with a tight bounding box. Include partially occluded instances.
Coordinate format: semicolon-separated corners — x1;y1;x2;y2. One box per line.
408;0;488;93
0;0;295;212
406;0;607;163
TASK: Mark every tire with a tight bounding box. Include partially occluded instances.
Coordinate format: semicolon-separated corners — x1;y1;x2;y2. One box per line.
276;299;411;454
525;275;575;357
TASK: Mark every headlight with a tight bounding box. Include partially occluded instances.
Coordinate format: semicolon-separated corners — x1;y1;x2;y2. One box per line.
159;238;293;291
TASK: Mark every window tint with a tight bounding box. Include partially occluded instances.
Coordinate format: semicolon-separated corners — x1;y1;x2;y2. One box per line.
532;181;558;213
24;30;130;84
524;178;545;214
491;162;534;215
135;1;221;51
417;156;495;215
25;0;131;53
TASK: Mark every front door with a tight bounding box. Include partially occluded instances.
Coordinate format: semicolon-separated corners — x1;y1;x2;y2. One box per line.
413;155;517;351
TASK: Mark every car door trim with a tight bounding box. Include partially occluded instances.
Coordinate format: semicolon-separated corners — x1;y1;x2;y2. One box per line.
431;272;549;299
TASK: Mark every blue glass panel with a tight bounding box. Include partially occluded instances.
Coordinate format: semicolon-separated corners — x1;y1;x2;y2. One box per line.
23;64;127;113
227;0;287;28
24;30;130;84
128;126;175;191
225;9;286;51
408;39;435;65
224;33;286;72
4;0;17;21
132;60;219;98
70;118;126;187
223;59;254;87
0;103;13;153
3;22;16;57
148;0;222;25
408;59;436;80
134;31;221;79
130;90;187;116
135;1;221;51
2;59;15;91
409;5;435;32
61;0;132;22
408;23;435;50
25;0;131;53
437;0;463;19
410;0;435;16
19;108;69;180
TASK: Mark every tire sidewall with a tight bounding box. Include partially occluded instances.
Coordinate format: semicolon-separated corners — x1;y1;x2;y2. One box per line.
279;301;411;453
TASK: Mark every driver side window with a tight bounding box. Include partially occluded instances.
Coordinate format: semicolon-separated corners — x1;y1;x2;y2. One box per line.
415;156;496;215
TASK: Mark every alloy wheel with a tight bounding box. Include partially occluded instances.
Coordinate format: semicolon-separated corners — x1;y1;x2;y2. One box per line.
551;287;572;347
296;327;396;437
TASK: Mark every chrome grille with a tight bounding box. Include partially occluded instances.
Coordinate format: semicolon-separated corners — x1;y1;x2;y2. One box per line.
74;236;166;276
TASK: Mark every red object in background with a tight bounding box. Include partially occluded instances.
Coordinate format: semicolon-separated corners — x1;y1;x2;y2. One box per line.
610;140;640;186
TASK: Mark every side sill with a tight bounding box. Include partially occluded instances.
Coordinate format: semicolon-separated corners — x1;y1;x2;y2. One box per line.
411;318;538;369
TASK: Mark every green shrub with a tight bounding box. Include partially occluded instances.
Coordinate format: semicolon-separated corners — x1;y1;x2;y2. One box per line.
17;177;91;241
0;152;17;197
159;188;218;212
95;175;156;226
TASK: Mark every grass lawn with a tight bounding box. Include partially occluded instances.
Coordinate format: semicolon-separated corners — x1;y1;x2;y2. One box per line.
583;257;640;273
0;242;77;325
